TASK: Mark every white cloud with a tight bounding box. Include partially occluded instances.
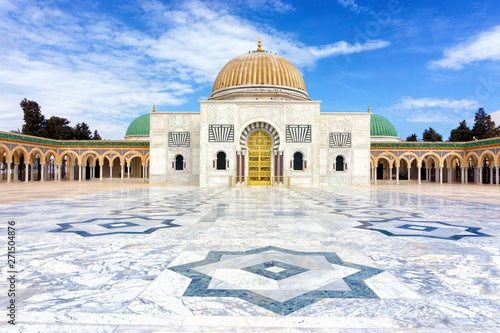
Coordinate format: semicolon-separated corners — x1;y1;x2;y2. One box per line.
429;25;500;70
404;110;464;124
239;0;294;13
393;96;479;110
0;0;388;139
337;0;369;13
309;40;390;58
491;110;500;125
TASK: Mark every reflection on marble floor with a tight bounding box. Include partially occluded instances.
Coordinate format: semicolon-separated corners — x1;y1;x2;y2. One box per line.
1;185;499;332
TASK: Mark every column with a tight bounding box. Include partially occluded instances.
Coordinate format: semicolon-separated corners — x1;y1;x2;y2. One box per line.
417;165;421;185
39;164;45;182
396;166;400;184
14;163;19;181
79;165;82;182
496;166;499;185
461;167;465;184
479;167;482;184
109;165;113;179
389;167;393;182
100;165;103;182
374;165;378;184
6;162;12;183
277;151;282;184
25;163;30;182
465;168;469;183
127;165;130;179
490;166;494;185
236;151;240;184
439;167;443;184
274;151;278;185
280;151;283;184
69;164;74;181
242;151;246;186
142;164;146;182
120;164;124;182
408;167;411;182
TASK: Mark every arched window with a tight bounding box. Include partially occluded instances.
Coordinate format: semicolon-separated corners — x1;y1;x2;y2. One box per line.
175;155;184;170
216;152;227;170
293;152;303;170
336;156;345;171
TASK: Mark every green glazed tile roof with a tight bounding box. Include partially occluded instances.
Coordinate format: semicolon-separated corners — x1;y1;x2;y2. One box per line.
0;131;149;147
126;114;150;137
371;137;500;148
371;114;398;137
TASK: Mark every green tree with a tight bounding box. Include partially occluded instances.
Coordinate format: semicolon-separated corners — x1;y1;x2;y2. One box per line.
73;122;93;140
449;120;473;142
472;108;500;140
422;127;443;142
406;133;419;141
92;130;102;140
20;98;45;136
44;116;73;140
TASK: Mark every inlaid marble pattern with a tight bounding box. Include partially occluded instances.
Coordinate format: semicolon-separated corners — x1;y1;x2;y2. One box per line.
169;246;384;315
49;216;180;237
1;185;499;332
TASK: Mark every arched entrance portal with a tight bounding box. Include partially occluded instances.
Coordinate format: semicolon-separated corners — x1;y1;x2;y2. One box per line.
248;130;272;185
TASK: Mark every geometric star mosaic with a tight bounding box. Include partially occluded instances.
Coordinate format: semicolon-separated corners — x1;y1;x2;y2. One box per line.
168;246;384;315
355;220;492;240
49;216;180;237
291;188;493;241
242;260;309;281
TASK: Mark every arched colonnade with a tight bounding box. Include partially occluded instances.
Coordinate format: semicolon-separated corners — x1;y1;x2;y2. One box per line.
0;133;149;183
370;148;500;185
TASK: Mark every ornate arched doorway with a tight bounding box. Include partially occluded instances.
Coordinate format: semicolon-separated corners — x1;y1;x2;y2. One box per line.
247;130;272;185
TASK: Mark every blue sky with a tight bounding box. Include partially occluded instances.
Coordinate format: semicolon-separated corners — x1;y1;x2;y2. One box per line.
1;0;500;140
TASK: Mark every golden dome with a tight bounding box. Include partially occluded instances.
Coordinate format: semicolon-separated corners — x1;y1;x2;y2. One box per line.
209;50;310;101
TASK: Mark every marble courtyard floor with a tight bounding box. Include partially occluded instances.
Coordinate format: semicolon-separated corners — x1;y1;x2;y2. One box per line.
0;182;499;332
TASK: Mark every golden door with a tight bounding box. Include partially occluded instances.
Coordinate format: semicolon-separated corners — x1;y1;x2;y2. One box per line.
247;130;272;186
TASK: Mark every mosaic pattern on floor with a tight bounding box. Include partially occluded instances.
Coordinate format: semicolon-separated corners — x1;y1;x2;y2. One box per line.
293;188;493;240
169;246;384;315
355;220;493;240
1;185;499;332
49;216;180;237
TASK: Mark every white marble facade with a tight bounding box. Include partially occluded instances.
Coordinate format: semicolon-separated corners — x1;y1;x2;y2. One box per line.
150;101;371;187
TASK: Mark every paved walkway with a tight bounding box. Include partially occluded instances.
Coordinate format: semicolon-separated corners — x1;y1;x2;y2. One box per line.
363;181;500;206
0;182;499;332
0;181;160;205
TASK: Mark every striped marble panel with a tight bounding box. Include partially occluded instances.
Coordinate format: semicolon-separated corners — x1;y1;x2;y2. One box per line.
286;125;311;143
330;132;351;148
168;132;190;147
208;124;234;142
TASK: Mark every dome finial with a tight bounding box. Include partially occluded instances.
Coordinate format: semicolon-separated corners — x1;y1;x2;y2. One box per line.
257;37;262;52
152;104;156;112
368;105;371;113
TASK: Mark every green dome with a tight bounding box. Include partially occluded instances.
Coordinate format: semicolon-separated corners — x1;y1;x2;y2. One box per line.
126;114;150;137
370;114;398;137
